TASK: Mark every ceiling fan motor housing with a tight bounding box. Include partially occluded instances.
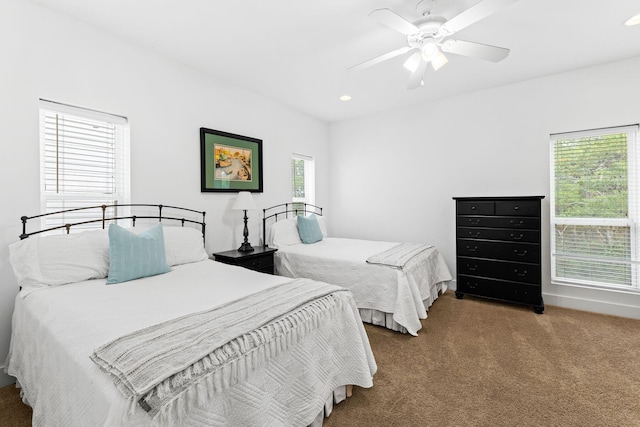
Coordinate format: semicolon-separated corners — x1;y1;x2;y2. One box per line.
407;16;446;50
417;17;446;35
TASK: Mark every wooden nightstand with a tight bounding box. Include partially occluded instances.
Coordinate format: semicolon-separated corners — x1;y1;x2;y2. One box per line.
212;246;278;274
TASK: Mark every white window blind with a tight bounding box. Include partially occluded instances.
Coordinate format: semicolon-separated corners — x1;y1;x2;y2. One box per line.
550;124;640;291
292;153;315;206
39;100;130;232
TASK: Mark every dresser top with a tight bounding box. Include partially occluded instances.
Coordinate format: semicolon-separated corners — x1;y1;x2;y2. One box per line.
452;196;545;201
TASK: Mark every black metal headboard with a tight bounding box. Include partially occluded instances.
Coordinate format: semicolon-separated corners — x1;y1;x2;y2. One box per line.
262;203;322;248
20;204;206;240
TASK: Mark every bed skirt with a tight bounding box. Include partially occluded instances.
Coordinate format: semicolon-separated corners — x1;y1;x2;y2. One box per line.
308;385;349;427
15;381;349;427
358;282;445;334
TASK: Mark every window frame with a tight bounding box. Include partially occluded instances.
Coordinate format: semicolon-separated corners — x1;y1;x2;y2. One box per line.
550;124;640;292
39;99;130;232
291;153;315;206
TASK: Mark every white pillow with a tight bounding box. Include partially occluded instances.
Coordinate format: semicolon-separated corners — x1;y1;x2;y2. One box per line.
267;218;302;248
125;225;208;266
266;216;328;248
162;226;208;266
316;215;328;237
9;229;110;288
9;225;209;289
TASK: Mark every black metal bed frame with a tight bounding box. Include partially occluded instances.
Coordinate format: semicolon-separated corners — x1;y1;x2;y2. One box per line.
20;204;206;240
262;203;322;248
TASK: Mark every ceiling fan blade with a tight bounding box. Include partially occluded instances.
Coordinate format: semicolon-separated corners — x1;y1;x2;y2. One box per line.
407;59;428;90
369;9;421;36
440;0;519;35
441;39;510;62
348;46;413;71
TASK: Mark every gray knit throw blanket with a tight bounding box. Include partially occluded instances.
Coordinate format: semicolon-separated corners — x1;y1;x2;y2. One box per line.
90;278;346;424
366;243;434;269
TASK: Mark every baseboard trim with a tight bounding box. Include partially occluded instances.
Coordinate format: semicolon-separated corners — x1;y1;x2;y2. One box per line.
543;292;640;320
449;280;639;319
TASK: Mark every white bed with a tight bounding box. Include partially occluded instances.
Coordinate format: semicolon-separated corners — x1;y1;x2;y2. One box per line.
263;205;453;336
5;205;377;427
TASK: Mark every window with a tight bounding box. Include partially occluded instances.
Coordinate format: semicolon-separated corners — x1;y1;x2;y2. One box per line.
39;100;130;232
291;153;315;210
550;124;639;291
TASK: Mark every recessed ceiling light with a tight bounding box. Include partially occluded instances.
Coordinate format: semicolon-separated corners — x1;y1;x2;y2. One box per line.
339;95;352;101
624;14;640;26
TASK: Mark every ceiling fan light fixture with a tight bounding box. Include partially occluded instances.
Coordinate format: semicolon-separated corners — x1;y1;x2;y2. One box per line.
431;50;448;71
421;40;439;61
403;51;422;72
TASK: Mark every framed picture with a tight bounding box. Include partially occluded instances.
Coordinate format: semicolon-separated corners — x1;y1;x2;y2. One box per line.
200;127;263;192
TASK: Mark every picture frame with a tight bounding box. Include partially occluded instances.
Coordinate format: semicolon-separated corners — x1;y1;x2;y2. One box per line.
200;127;263;192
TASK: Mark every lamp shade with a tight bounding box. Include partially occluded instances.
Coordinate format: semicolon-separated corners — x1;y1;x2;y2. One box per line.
431;51;448;71
403;51;421;73
232;191;257;210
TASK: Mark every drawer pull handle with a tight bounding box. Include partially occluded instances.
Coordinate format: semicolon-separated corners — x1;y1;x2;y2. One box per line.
510;233;523;240
514;250;528;256
471;206;476;210
514;206;519;210
514;269;528;277
467;282;478;289
469;219;480;225
467;245;478;252
467;264;478;271
469;231;481;237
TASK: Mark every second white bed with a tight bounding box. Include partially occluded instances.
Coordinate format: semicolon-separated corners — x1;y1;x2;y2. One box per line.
275;237;452;336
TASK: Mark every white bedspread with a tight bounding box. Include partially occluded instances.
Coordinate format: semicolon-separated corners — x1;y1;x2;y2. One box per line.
5;260;376;426
275;238;452;336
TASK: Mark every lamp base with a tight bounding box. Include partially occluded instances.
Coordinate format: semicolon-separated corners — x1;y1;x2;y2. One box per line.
238;242;254;252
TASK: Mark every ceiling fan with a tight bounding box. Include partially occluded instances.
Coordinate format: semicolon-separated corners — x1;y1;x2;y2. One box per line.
349;0;519;89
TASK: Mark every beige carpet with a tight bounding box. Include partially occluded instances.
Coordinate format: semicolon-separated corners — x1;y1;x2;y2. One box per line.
325;291;640;427
0;382;31;427
1;291;639;426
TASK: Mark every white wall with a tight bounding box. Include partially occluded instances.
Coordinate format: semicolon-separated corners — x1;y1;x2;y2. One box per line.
0;0;329;386
329;56;640;320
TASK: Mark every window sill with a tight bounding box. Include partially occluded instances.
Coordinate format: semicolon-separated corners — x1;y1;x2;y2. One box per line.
551;280;640;295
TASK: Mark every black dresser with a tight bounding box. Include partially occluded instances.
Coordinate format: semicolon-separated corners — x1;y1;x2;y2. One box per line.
453;196;545;313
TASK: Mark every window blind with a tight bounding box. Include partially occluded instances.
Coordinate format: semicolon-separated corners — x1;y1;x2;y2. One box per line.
39;100;130;232
550;124;639;291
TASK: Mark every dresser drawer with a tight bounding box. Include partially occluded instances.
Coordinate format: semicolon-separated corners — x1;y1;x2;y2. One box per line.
457;239;540;263
495;200;539;217
457;201;494;216
214;249;276;275
457;216;540;229
457;275;542;305
234;256;273;272
457;227;540;243
457;257;540;284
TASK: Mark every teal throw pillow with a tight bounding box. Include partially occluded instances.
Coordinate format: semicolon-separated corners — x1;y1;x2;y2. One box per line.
297;215;324;244
106;223;170;284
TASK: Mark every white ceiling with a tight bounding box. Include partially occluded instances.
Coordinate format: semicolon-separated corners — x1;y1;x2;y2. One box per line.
31;0;640;123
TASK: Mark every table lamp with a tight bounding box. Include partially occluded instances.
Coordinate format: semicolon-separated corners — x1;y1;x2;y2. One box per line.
232;191;257;252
